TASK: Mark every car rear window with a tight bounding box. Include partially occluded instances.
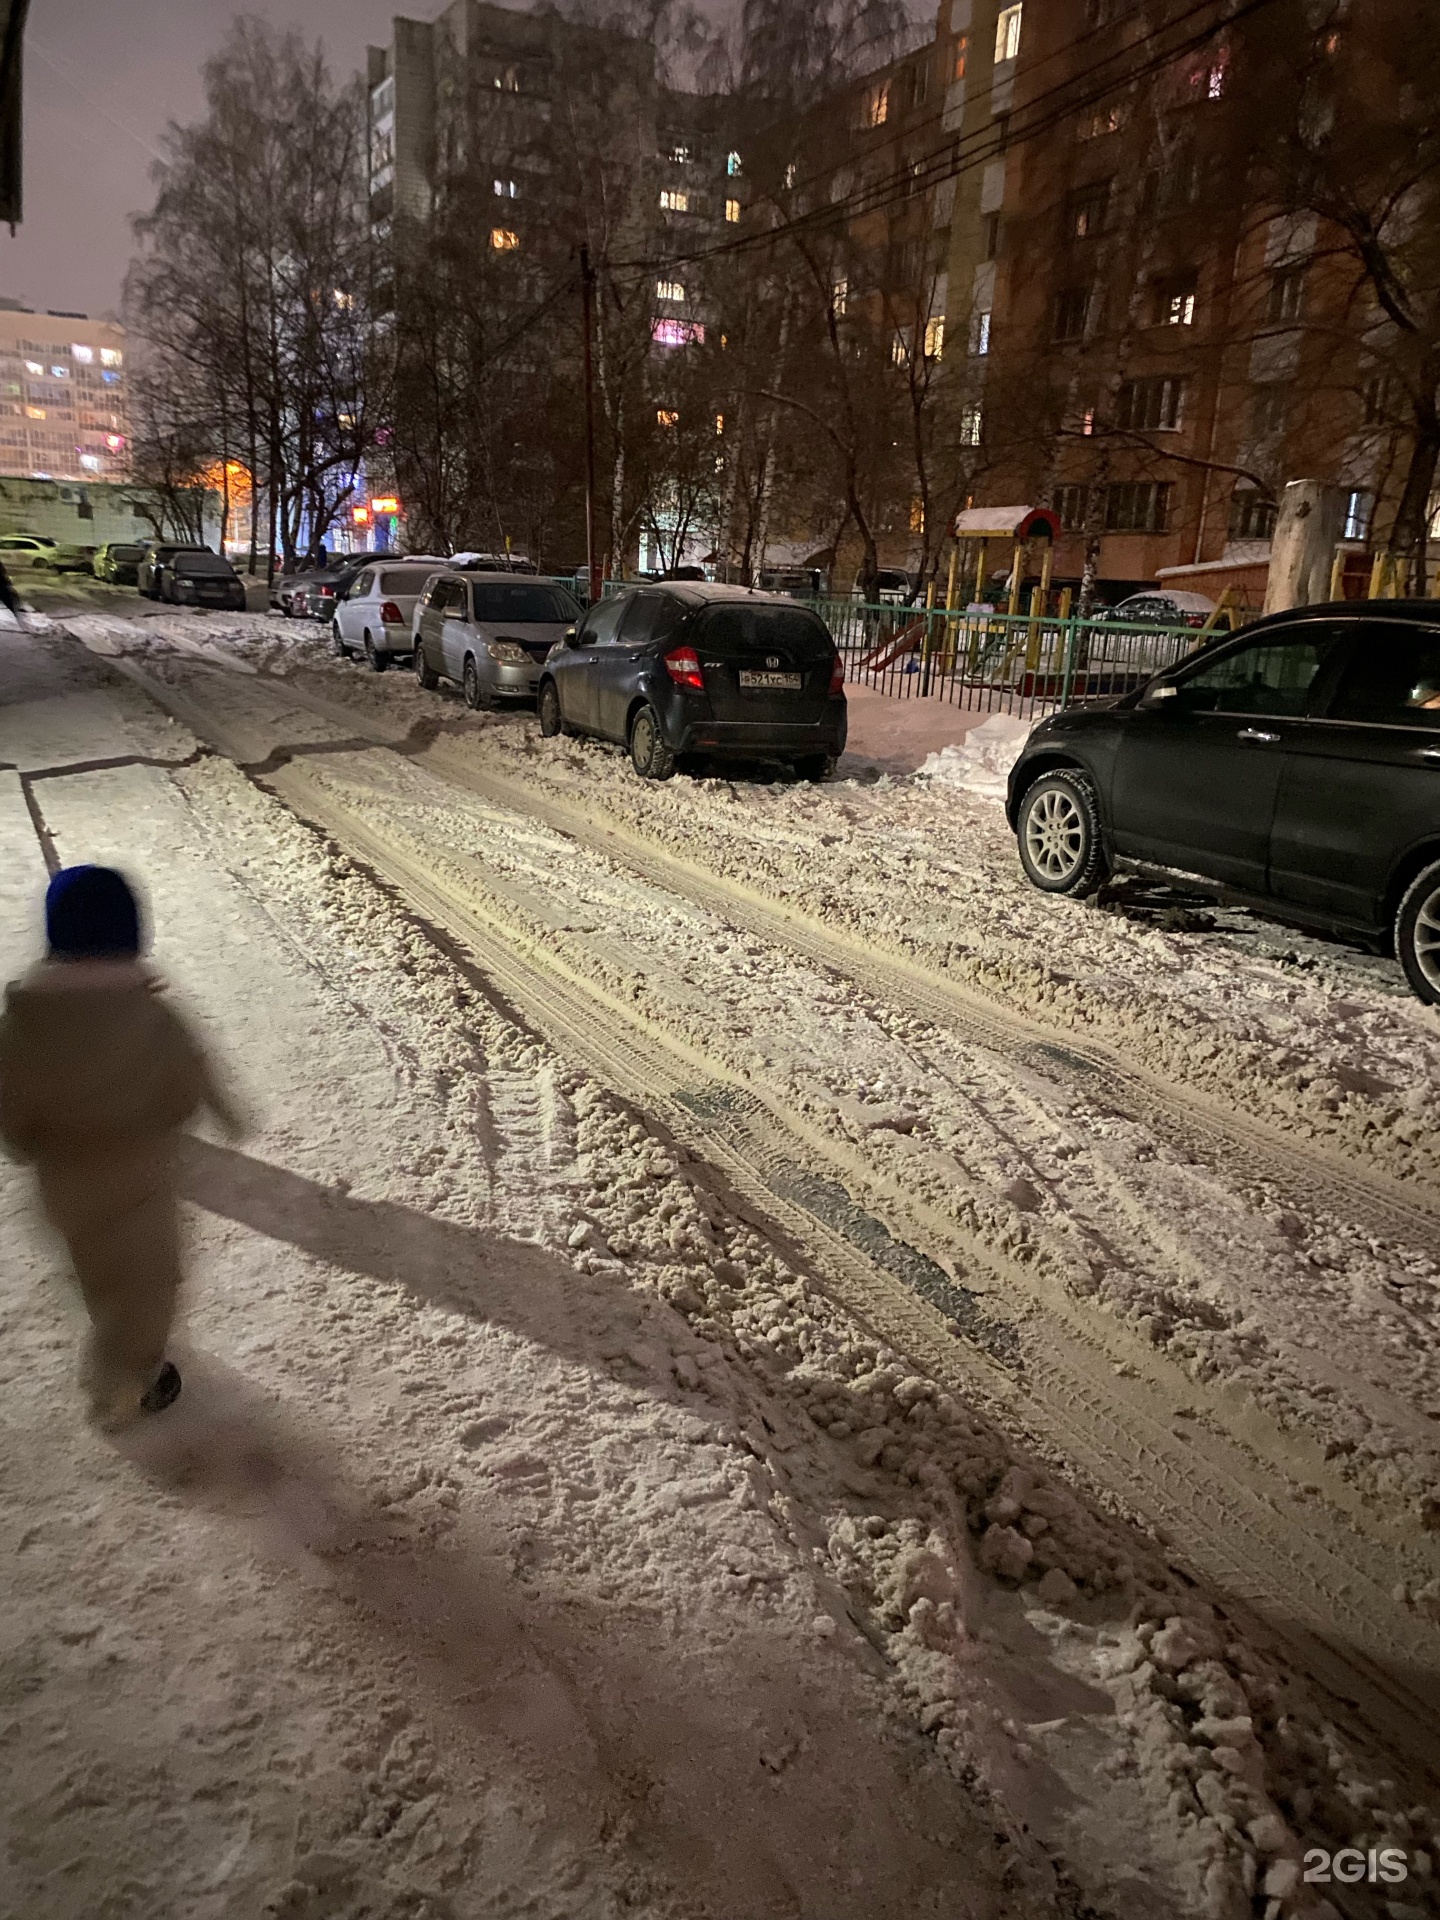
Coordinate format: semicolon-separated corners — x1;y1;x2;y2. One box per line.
113;546;143;561
697;606;833;657
471;582;582;623
175;552;235;577
379;567;441;594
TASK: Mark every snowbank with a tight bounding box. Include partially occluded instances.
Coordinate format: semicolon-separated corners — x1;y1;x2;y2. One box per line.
914;712;1034;799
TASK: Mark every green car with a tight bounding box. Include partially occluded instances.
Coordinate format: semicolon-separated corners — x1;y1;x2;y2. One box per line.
93;541;145;585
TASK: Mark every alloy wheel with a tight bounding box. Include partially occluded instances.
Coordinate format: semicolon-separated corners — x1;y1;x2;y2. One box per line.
1414;880;1440;994
1024;787;1085;883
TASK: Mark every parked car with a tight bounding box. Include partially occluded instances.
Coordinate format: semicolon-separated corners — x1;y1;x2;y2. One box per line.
334;561;449;667
93;541;145;585
852;567;916;606
291;560;372;623
137;539;212;598
154;549;247;611
536;582;847;781
1101;589;1217;630
413;573;584;701
1006;601;1440;1003
449;550;539;574
0;532;58;568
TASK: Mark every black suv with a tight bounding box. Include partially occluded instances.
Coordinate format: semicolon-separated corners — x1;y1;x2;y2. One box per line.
538;583;847;780
1006;602;1440;1003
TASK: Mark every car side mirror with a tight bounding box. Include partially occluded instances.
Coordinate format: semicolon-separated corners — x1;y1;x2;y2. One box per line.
563;627;580;648
1142;682;1179;706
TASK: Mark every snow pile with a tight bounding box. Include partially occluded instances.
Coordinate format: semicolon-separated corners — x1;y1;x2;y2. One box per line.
914;713;1034;799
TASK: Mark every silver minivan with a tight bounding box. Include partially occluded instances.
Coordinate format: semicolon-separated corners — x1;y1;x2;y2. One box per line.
413;573;585;708
332;562;444;668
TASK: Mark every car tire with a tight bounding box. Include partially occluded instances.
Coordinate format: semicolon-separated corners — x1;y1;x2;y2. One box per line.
1396;858;1440;1006
331;623;349;658
629;704;676;781
415;643;439;690
793;753;837;783
537;678;564;736
462;655;494;710
1015;768;1110;895
364;632;388;673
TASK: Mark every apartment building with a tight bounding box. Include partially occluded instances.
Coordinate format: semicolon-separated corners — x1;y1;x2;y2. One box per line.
0;301;127;485
970;0;1404;604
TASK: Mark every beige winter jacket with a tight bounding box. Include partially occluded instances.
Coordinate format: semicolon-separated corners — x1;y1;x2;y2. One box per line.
0;959;237;1166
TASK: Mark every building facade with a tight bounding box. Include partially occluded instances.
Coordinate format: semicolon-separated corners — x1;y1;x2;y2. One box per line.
0;302;127;486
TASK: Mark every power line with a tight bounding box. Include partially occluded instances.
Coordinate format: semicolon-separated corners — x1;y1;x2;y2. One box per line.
607;0;1278;286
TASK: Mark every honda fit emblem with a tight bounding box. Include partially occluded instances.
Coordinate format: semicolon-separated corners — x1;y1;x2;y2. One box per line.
766;655;780;668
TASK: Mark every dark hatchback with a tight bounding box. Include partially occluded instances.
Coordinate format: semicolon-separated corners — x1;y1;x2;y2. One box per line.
157;549;247;611
538;583;847;780
1006;602;1440;1003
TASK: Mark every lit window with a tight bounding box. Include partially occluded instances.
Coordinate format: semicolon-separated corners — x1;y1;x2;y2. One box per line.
50;365;69;379
925;316;946;359
960;403;983;446
832;276;848;315
24;406;44;419
71;344;93;363
714;413;724;434
670;143;691;164
492;65;519;91
891;330;910;366
969;310;990;355
493;178;518;197
724;198;740;223
862;80;889;128
102;371;120;385
910;497;925;533
490;228;520;250
100;348;122;367
652;318;703;347
1081;409;1095;435
953;34;968;79
726;150;742;176
106;433;124;449
79;453;101;471
657;409;679;427
1344;490;1373;541
660;190;689;212
994;3;1023;63
24;360;41;375
656;278;685;301
784;161;797;188
1166;290;1196;326
333;289;354;310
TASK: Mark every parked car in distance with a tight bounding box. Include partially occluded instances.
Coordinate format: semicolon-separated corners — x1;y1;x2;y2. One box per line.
853;567;916;605
449;550;539;574
93;541;145;585
154;548;247;610
0;532;58;567
290;560;370;623
1101;589;1217;630
137;539;212;598
537;582;847;782
1007;601;1440;1003
334;562;449;667
413;573;584;702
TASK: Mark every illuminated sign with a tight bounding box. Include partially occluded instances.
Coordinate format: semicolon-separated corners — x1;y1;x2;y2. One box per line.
369;496;400;514
352;504;370;524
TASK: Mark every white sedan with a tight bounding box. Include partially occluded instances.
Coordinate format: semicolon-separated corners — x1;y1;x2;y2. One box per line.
331;561;443;669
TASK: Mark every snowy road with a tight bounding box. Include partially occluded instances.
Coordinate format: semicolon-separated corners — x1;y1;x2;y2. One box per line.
4;606;1440;1918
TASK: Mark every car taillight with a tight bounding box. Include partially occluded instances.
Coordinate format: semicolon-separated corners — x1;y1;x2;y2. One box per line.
380;601;403;624
318;584;335;598
664;645;704;690
830;654;844;694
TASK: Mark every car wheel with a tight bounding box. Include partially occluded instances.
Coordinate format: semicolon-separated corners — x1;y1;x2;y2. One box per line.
629;704;676;781
415;642;439;690
1396;858;1440;1006
364;632;388;673
31;558;48;573
331;622;349;658
792;753;837;783
1016;768;1109;895
462;655;494;710
537;678;564;736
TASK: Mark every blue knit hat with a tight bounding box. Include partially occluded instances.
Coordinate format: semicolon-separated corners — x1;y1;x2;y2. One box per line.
45;865;143;958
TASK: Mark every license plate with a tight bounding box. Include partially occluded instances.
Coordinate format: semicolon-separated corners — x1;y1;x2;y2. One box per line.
738;669;802;690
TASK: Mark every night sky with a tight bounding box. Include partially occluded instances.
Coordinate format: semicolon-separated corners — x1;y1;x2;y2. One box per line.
0;0;405;319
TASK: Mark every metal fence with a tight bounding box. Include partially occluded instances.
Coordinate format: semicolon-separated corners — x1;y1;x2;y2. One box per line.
816;600;1205;721
592;579;1209;720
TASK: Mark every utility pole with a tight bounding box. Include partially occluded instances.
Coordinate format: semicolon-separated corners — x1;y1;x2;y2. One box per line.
579;243;598;603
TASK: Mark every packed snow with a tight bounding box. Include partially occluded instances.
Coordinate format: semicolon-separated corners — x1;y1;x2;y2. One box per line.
3;603;1439;1918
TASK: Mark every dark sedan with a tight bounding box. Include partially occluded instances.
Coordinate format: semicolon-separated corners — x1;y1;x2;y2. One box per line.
156;549;247;611
537;583;847;780
1006;602;1440;1003
93;541;145;585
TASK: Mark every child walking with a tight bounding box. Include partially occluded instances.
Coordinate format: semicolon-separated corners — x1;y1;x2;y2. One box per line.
0;866;241;1426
